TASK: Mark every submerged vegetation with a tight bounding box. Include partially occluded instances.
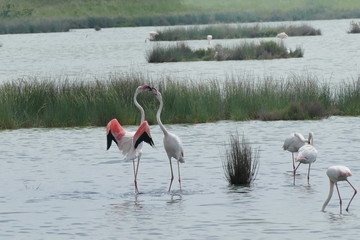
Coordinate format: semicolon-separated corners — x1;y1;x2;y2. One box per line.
223;133;260;186
0;74;359;129
153;24;321;41
147;41;303;63
1;0;360;34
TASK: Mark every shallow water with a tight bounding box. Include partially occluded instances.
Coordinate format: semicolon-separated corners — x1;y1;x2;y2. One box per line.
1;116;360;239
0;19;359;84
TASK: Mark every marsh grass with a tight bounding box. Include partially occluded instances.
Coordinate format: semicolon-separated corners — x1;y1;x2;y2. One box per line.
223;133;260;185
0;74;359;129
348;21;360;33
153;24;321;41
147;41;303;63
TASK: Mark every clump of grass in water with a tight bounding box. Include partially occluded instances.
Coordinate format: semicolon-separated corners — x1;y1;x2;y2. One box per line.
223;133;260;186
146;41;303;63
153;24;321;41
348;21;360;33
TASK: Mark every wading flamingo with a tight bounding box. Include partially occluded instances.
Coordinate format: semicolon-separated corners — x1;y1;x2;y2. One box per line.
283;132;313;173
207;35;213;45
294;133;317;184
145;31;159;42
277;32;288;39
151;87;185;192
106;85;155;194
322;166;357;213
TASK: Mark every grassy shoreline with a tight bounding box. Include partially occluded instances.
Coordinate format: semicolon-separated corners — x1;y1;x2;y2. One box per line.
0;74;359;130
1;0;360;34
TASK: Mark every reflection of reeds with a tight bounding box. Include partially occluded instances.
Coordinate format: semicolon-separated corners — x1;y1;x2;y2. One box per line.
147;41;303;63
154;24;321;41
223;133;259;185
0;74;359;129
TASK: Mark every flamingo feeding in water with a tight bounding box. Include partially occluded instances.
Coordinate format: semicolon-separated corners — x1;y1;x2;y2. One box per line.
322;166;357;213
151;87;185;192
294;134;317;184
283;132;313;173
207;35;213;45
145;31;159;42
106;85;155;194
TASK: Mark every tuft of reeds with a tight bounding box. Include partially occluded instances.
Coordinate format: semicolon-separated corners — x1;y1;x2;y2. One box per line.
222;133;260;186
348;21;360;33
153;24;321;41
0;74;359;129
147;41;303;63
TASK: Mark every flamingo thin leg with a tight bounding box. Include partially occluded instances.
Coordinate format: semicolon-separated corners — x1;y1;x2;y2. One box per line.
168;158;174;192
177;160;182;191
307;163;311;184
335;183;343;214
345;180;357;212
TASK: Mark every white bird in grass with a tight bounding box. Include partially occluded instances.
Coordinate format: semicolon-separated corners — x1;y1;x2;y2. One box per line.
151;87;185;192
283;132;313;173
207;35;213;45
294;134;317;184
277;32;288;39
145;31;159;42
106;85;155;194
322;166;357;214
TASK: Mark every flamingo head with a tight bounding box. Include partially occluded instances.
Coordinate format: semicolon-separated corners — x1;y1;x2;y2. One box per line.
150;87;162;100
136;85;152;93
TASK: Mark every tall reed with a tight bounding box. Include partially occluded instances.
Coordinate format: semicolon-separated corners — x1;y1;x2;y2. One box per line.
0;74;359;129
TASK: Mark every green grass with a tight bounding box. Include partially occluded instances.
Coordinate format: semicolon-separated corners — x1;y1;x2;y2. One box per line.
0;74;359;129
146;41;303;63
153;24;321;41
1;0;360;34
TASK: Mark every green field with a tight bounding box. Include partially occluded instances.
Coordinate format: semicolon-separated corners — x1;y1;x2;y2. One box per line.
1;0;360;33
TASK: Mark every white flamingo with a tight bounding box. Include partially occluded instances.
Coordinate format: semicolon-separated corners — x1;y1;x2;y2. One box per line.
283;132;313;173
322;166;357;213
145;31;159;42
106;85;155;194
207;35;213;45
277;32;288;39
151;87;185;192
294;134;317;184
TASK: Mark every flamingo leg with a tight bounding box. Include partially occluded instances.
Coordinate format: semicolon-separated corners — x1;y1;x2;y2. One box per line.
307;163;311;184
168;158;174;192
132;158;140;194
177;160;182;191
293;162;301;185
345;180;358;212
335;183;343;214
291;153;295;172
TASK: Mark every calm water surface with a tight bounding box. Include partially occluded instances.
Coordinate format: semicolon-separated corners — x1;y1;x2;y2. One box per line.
1;116;360;239
0;19;359;84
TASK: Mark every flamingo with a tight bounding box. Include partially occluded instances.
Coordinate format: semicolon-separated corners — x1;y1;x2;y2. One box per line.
322;166;357;213
106;85;155;194
151;87;185;192
283;132;313;173
145;31;159;42
207;35;213;45
294;134;317;184
276;32;288;39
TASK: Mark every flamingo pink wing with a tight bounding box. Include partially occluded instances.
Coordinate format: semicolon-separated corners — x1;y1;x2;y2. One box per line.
133;121;154;148
106;119;126;150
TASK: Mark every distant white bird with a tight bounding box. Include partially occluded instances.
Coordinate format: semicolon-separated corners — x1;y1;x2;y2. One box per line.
145;31;159;42
294;134;317;184
322;166;357;213
283;132;313;173
207;35;213;45
277;32;288;39
151;87;185;192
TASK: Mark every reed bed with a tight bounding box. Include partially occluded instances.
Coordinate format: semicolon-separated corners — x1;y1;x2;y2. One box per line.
222;133;260;185
147;41;303;63
348;21;360;33
153;24;321;41
0;74;359;129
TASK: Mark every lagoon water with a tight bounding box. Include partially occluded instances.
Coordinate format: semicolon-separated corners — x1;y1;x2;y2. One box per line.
1;18;360;239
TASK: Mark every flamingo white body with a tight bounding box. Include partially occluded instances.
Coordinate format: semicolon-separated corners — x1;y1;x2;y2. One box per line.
322;166;357;213
145;31;159;42
283;132;312;172
295;141;317;184
207;35;213;45
277;32;288;39
106;85;155;193
151;87;185;192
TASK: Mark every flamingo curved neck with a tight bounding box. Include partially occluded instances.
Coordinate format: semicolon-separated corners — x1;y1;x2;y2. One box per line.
134;91;145;123
156;97;168;135
322;181;335;211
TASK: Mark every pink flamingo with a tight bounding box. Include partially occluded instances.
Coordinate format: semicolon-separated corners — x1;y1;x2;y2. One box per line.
294;133;316;184
151;87;185;192
322;166;357;213
106;85;155;194
283;132;313;173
